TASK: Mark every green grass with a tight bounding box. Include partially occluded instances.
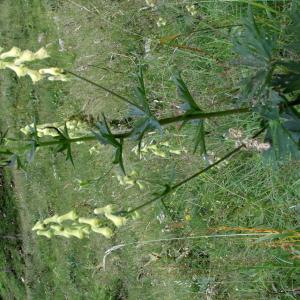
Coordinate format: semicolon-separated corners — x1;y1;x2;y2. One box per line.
0;0;299;299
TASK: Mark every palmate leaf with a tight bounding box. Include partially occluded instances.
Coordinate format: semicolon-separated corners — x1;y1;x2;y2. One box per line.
171;71;200;112
130;65;162;148
285;0;300;55
93;114;125;174
233;7;277;67
171;71;207;155
51;124;75;166
272;61;300;94
264;107;300;162
234;6;277;67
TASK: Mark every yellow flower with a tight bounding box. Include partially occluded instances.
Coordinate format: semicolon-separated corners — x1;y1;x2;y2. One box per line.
56;210;78;223
0;61;10;70
50;224;64;232
0;47;21;59
184;214;192;222
94;204;114;215
64;228;85;239
157;17;167;27
186;5;197;16
34;47;49;60
32;220;46;231
131;211;140;220
6;64;28;77
48;74;69;82
72;224;91;234
78;217;101;227
39;67;63;76
43;214;59;224
53;230;71;239
14;50;35;65
105;213;127;227
91;226;113;238
36;230;53;239
26;69;44;83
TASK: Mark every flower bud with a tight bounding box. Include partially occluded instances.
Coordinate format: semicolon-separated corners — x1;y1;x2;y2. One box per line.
39;67;63;76
105;213;127;228
72;224;90;234
57;210;78;223
0;47;21;59
26;69;44;83
6;64;28;77
48;74;69;82
14;50;35;65
94;204;114;215
78;217;101;227
34;47;49;60
36;230;53;239
32;220;46;231
43;214;59;224
64;228;85;239
91;226;113;238
53;230;71;239
50;224;64;232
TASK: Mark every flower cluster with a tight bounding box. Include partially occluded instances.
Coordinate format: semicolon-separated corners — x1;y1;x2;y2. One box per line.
132;140;187;159
32;204;136;239
186;4;197;16
157;17;167;27
204;151;229;169
0;46;68;83
116;170;145;190
20;119;90;139
227;128;270;152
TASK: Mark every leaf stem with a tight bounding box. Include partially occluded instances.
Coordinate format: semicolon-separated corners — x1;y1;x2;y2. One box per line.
65;70;142;110
125;127;265;215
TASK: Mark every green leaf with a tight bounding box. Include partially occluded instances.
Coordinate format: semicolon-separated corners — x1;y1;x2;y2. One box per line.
233;8;277;67
133;65;151;116
264;109;300;162
272;73;300;93
193;120;207;155
94;114;126;174
171;70;200;112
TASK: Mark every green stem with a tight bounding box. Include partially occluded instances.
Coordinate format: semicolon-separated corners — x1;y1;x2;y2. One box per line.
65;70;142;110
125;127;265;215
35;106;252;147
36;135;96;148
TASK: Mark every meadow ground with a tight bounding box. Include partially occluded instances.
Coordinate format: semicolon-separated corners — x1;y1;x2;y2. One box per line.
0;0;299;299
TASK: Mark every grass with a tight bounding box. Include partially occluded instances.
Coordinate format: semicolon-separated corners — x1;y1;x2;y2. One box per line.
0;0;299;299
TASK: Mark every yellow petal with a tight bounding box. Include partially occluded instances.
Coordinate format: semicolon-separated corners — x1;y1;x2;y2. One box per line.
0;61;10;70
0;47;22;59
36;230;53;239
14;50;35;65
34;47;49;60
43;214;59;224
6;64;28;77
78;217;101;227
64;228;85;239
39;67;63;76
105;213;127;228
53;230;71;238
32;220;46;231
50;224;64;232
91;226;113;238
57;210;78;223
26;69;44;83
48;74;69;82
94;204;114;215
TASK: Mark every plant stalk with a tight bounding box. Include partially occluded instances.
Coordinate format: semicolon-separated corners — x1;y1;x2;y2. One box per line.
125;127;265;215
